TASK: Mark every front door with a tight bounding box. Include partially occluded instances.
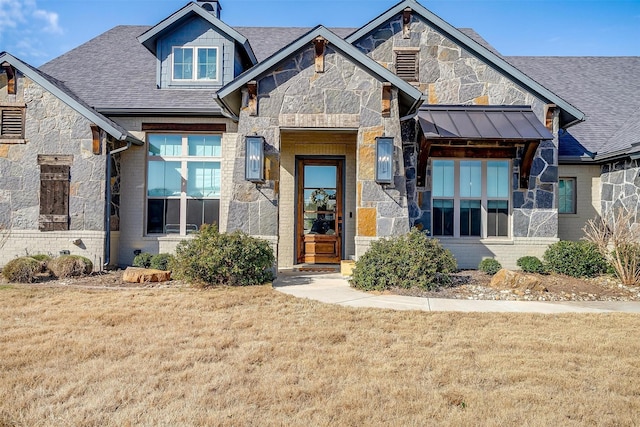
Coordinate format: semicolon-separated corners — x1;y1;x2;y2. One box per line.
296;158;343;264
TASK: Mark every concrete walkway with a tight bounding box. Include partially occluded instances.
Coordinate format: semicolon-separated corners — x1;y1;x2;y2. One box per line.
273;271;640;314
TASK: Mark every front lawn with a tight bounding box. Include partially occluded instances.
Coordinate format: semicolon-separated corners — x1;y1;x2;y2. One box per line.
1;285;639;426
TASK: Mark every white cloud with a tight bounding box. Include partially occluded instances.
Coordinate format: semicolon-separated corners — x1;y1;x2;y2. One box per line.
0;0;62;34
33;8;62;34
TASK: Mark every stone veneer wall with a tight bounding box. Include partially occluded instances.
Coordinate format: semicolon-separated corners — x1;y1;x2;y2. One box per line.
600;159;640;223
0;73;107;268
221;45;409;267
353;12;560;240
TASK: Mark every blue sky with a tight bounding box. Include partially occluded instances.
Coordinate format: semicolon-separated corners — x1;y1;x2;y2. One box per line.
1;0;639;66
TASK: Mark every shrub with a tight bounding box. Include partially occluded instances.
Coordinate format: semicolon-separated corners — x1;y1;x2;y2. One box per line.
48;255;93;278
2;257;41;283
132;252;153;268
478;258;501;275
583;208;640;285
29;254;52;262
543;240;608;278
350;228;457;291
150;253;175;271
172;225;274;286
517;256;545;274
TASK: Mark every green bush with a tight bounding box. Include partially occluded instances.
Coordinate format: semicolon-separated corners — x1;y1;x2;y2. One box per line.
2;257;41;283
150;253;175;271
132;252;153;268
543;241;608;278
517;256;545;274
350;228;457;291
48;255;93;278
478;258;502;275
29;254;52;262
172;225;274;286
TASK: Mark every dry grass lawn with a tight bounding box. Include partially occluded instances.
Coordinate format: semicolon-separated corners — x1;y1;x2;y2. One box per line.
1;284;639;426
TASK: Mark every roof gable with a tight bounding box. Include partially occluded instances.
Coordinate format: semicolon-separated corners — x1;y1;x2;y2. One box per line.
1;52;142;145
138;2;257;65
216;26;424;118
346;0;585;128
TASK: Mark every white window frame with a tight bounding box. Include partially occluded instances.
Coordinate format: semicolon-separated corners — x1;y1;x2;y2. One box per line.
146;133;222;235
431;158;512;239
558;177;577;214
171;46;220;82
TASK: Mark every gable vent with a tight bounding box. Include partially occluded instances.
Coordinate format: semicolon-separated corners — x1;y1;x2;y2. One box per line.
1;108;24;138
395;51;418;82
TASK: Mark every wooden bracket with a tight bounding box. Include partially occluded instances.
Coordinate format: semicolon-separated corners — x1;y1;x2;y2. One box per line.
382;83;392;118
246;80;258;116
519;140;540;189
402;7;412;39
90;125;101;155
1;62;16;95
416;137;432;187
544;104;557;131
313;36;327;73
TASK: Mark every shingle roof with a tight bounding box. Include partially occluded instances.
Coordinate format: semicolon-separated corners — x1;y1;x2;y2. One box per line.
506;56;640;159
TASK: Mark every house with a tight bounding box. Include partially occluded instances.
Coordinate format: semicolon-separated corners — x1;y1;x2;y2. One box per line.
1;0;638;270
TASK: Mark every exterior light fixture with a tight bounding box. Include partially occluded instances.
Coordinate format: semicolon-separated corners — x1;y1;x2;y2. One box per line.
245;135;265;183
375;136;394;185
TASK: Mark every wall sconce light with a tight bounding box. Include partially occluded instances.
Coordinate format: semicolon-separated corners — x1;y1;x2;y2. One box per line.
245;135;265;183
375;136;394;185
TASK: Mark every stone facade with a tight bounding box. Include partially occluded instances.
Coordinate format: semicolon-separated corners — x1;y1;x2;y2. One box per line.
600;159;640;222
0;73;107;267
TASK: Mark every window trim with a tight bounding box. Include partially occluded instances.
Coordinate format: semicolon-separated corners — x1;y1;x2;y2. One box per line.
171;46;221;83
558;177;577;214
146;133;222;236
431;158;512;239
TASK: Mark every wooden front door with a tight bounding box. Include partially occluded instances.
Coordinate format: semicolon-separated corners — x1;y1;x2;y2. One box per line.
297;159;343;264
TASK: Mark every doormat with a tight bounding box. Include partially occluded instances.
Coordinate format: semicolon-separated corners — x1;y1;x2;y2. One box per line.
296;267;339;273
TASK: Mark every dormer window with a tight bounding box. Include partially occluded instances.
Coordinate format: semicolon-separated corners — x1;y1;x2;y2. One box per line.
172;47;219;81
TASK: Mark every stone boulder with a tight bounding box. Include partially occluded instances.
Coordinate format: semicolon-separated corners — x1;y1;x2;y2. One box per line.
122;267;171;283
489;269;547;294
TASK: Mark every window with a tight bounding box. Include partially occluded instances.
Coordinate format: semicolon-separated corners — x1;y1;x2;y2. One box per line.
431;159;510;238
0;106;25;139
147;134;221;234
558;178;576;214
394;50;418;82
37;155;72;231
172;47;219;81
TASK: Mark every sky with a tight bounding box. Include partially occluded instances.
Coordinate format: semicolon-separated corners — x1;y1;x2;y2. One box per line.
1;0;639;66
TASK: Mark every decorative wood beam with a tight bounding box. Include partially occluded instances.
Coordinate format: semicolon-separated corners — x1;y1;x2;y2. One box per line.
519;140;540;189
429;146;516;159
1;62;16;95
90;125;101;155
382;83;392;118
141;123;227;132
416;137;432;187
402;7;412;39
545;104;557;131
313;36;327;73
246;80;258;116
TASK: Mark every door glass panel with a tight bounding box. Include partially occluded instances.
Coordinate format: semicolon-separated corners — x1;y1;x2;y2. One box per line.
303;164;337;235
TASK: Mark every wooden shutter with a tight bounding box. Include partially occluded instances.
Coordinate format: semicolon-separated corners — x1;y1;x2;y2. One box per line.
395;51;418;82
38;157;71;231
1;108;25;138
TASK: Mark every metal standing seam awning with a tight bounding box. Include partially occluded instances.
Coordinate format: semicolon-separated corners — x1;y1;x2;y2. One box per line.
416;105;554;188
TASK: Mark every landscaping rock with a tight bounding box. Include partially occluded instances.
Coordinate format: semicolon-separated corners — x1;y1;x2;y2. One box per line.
123;267;171;283
489;269;548;293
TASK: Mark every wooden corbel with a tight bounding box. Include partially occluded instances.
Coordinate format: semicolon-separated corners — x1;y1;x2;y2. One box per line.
416;137;432;187
1;62;16;95
544;104;557;131
519;140;540;189
246;80;258;116
382;83;392;118
313;36;327;73
402;7;412;39
90;124;101;155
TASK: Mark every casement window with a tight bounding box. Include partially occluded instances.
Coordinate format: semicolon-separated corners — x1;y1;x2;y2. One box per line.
0;106;25;139
394;49;419;82
146;134;221;235
172;47;219;81
37;155;72;231
432;159;510;238
558;177;576;214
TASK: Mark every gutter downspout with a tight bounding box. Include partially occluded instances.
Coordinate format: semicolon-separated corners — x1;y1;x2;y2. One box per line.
104;139;133;268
